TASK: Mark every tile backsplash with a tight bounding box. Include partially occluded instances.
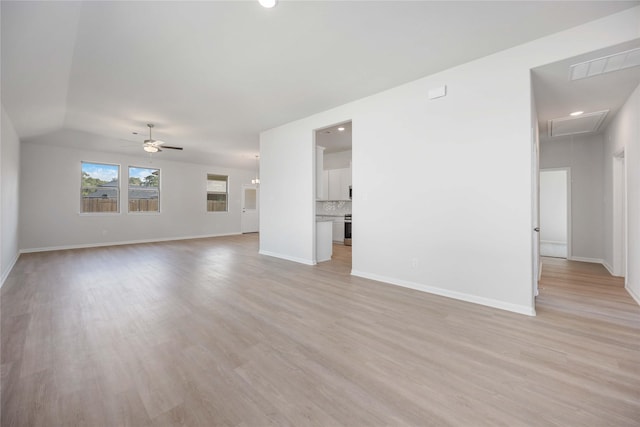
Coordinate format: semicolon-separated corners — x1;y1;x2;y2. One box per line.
316;200;352;216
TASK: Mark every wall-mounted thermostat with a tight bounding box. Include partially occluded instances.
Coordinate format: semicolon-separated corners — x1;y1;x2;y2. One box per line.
428;85;447;100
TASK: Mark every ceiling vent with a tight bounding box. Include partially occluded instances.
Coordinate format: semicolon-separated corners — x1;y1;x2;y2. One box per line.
570;47;640;80
548;110;608;138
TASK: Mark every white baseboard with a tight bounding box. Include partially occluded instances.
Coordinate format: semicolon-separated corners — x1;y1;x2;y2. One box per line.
350;270;536;317
626;285;640;306
540;241;567;258
538;260;543;282
568;257;624;278
258;250;316;266
602;260;616;276
1;251;21;289
20;232;242;254
569;256;604;264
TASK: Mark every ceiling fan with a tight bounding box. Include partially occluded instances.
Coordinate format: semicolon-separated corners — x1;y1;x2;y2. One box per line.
142;123;183;153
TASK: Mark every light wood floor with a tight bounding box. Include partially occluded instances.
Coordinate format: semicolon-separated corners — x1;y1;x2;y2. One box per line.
2;236;639;426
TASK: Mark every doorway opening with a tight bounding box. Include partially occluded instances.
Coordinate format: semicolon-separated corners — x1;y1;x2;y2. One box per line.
612;150;626;278
314;120;352;269
539;168;571;259
531;39;639;311
241;184;259;234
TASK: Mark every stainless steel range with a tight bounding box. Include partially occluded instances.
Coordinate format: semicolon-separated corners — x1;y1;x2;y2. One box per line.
344;214;352;246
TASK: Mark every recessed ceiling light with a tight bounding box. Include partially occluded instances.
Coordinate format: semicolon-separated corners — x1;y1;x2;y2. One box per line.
570;111;584;116
338;127;345;131
258;0;277;8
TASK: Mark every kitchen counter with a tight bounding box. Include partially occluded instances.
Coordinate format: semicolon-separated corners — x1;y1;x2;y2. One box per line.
316;216;336;222
316;214;345;219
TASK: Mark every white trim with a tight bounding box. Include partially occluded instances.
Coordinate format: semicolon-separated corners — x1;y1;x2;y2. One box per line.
538;260;543;282
258;250;316;266
568;256;605;264
602;260;616;276
568;257;625;278
540;241;568;259
350;270;536;317
81;160;122;214
612;152;627;278
1;252;21;289
78;212;122;217
125;212;161;216
626;285;640;306
128;165;161;214
240;183;260;234
540;239;567;245
20;232;242;254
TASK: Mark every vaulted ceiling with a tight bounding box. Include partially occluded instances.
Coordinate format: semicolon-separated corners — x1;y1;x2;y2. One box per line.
2;1;638;168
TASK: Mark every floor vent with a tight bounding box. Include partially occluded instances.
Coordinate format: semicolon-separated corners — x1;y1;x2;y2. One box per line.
547;110;608;138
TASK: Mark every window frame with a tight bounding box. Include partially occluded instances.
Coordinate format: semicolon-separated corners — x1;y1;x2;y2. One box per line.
206;173;229;213
128;165;161;214
80;161;121;215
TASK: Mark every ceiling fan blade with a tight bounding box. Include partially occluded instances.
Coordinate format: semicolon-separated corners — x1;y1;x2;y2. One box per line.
137;124;182;152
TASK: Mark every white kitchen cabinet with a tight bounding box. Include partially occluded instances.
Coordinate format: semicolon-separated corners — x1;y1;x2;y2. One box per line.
322;171;329;200
316;220;332;262
340;167;351;200
328;169;341;200
327;167;351;200
332;219;344;243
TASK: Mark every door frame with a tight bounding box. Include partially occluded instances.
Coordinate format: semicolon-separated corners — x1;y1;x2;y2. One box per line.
539;167;572;260
612;150;627;279
241;183;259;233
532;125;540;297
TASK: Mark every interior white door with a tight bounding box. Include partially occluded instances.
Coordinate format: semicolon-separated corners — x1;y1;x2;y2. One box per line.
532;127;540;297
613;152;626;277
539;169;569;258
241;184;259;233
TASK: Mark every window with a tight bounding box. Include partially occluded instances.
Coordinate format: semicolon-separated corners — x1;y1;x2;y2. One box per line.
81;162;120;213
207;174;228;212
129;167;160;212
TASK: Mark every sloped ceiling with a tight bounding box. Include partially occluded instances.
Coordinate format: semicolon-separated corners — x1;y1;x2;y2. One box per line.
2;1;638;168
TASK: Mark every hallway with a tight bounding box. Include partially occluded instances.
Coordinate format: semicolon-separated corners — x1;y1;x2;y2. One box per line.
537;257;639;329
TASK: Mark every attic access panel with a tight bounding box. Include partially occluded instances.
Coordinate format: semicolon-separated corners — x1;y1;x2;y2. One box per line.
547;110;608;138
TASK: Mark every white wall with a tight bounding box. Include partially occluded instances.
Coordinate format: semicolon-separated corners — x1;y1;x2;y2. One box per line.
539;169;568;258
604;83;640;304
259;122;317;264
20;132;255;251
1;105;21;286
260;7;640;315
540;134;604;261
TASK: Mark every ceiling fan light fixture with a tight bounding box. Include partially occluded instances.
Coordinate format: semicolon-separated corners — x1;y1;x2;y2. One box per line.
258;0;277;8
141;123;182;153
